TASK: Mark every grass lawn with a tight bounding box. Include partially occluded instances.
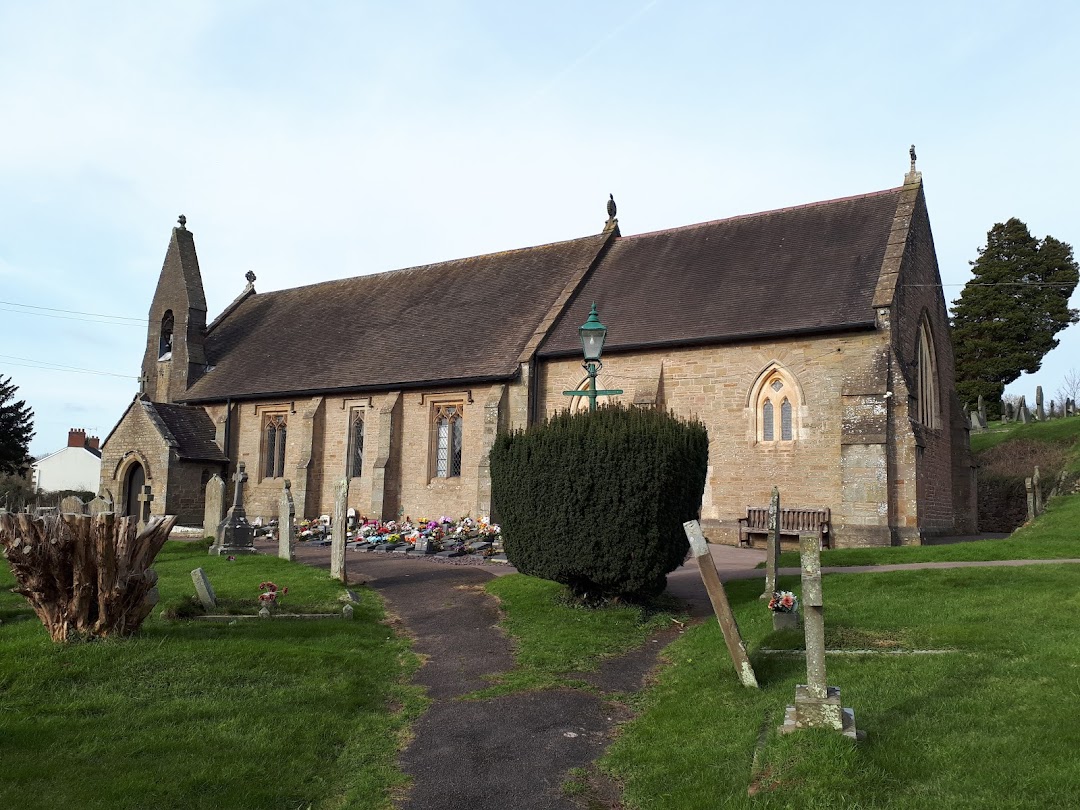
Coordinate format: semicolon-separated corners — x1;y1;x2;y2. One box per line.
486;499;1080;808
478;575;682;697
0;541;423;810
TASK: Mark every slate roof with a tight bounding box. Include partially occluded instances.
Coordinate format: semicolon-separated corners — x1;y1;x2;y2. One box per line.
147;402;228;462
182;234;610;402
538;188;903;357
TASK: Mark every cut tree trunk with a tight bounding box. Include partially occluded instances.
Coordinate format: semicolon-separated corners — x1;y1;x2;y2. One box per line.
0;512;178;642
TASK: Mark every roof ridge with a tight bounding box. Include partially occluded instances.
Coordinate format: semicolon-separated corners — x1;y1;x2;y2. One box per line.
620;186;903;241
244;232;607;300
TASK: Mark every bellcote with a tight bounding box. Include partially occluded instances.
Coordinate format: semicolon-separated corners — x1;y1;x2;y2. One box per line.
140;216;209;403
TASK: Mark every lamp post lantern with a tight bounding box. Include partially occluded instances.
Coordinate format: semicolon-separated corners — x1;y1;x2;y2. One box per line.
563;303;623;412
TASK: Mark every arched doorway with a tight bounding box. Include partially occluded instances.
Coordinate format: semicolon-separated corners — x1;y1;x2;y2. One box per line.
124;462;145;518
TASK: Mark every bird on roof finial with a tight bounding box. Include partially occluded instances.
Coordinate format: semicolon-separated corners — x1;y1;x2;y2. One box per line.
245;270;256;285
607;194;617;219
909;144;917;173
177;214;187;229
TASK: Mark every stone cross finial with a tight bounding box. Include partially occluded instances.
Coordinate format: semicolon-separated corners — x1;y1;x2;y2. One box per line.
137;484;154;526
606;193;617;219
232;463;248;509
178;214;187;229
909;144;916;172
245;270;256;285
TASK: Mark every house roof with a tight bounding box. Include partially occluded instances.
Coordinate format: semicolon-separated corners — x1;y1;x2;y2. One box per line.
146;401;228;462
181;233;611;402
537;188;903;357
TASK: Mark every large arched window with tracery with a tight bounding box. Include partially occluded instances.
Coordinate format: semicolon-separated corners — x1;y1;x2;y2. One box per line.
750;365;801;444
914;319;941;429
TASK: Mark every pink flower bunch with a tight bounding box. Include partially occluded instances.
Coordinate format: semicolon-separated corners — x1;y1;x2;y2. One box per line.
258;581;288;605
767;591;798;613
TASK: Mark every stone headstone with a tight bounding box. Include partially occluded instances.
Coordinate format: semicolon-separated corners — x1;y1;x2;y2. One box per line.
1036;386;1046;421
779;534;858;738
87;496;113;516
1004;402;1014;422
330;479;349;583
59;495;86;515
969;411;985;433
1018;397;1031;424
761;487;781;599
977;395;987;427
203;474;226;541
191;567;217;610
279;479;296;561
1049;400;1056;419
1026;476;1036;521
1033;466;1043;517
342;604;354;620
211;463;256;555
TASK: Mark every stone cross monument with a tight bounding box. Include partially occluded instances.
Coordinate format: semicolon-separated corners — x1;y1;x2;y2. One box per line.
137;485;154;529
1036;386;1046;421
210;462;256;555
779;534;859;739
278;479;295;561
761;487;781;599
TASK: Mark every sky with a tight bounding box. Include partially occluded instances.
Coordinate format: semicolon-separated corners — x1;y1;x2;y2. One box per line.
2;1;1078;459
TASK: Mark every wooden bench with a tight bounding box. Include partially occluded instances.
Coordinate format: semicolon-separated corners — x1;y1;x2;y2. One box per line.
738;507;831;549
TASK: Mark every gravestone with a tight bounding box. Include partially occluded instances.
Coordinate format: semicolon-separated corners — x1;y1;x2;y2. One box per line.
1049;400;1056;419
278;479;295;561
683;520;758;688
210;463;256;555
137;485;154;529
330;479;349;582
761;487;781;599
59;495;86;515
779;534;858;738
977;395;987;428
413;535;436;554
1026;477;1036;522
203;474;226;541
87;496;113;516
1004;402;1014;422
1033;466;1043;517
1018;397;1031;424
342;604;354;620
1036;386;1046;421
190;567;217;611
969;411;985;433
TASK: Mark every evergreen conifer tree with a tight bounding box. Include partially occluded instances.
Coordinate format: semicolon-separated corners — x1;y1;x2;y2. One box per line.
951;218;1079;413
0;375;35;475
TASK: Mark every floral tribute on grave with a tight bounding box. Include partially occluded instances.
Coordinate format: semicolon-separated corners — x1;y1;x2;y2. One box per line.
324;515;504;557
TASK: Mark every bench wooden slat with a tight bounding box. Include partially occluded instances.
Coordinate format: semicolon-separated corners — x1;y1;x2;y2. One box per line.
737;506;831;548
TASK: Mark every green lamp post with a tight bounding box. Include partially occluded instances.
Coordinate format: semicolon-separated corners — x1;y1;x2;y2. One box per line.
563;303;623;412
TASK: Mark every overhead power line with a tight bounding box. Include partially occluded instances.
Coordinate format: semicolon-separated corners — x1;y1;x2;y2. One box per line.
0;354;137;379
0;300;148;326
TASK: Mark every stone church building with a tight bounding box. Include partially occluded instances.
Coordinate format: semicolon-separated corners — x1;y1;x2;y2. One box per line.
100;160;977;547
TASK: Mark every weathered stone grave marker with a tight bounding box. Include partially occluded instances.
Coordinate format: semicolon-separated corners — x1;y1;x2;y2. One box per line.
1018;396;1032;424
88;495;113;516
191;567;217;611
779;534;859;738
1036;386;1046;421
59;495;86;515
978;395;987;428
279;479;295;561
137;485;154;528
330;479;349;582
202;474;225;540
211;463;255;555
683;520;758;688
761;487;781;600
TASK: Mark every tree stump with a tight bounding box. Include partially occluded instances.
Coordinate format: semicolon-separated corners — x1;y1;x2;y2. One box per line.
0;511;178;642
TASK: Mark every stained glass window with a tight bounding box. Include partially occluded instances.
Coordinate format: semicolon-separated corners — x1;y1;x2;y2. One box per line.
349;411;364;477
263;414;287;478
432;404;463;478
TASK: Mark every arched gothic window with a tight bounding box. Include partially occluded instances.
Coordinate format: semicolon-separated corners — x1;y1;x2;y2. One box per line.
752;367;800;444
159;310;174;359
914;319;940;429
348;410;365;478
431;403;463;478
263;414;288;478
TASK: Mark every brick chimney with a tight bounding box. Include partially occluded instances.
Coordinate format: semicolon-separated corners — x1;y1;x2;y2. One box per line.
68;428;87;448
86;436;100;451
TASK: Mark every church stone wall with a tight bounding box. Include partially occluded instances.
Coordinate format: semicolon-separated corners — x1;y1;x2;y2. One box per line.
537;331;901;548
99;404;170;519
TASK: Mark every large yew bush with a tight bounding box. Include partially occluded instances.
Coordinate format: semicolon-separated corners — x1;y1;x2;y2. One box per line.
490;404;708;599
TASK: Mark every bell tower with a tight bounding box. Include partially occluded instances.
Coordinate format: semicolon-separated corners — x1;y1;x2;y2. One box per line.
140;215;208;403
